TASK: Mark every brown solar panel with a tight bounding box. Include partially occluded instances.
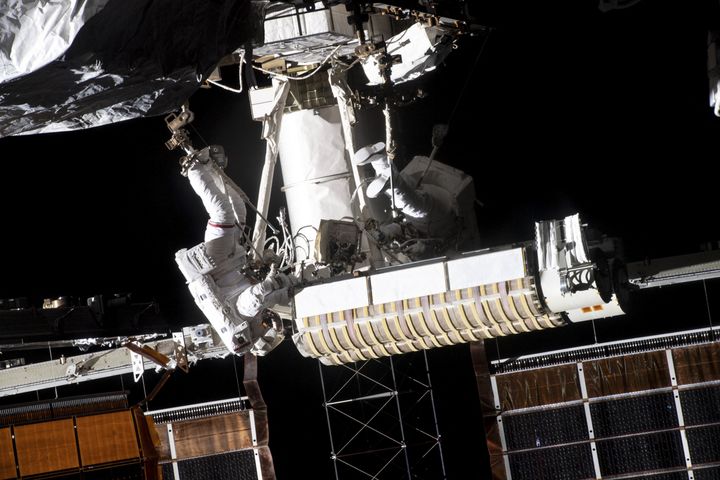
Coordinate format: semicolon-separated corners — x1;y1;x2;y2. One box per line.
76;411;140;466
153;429;172;461
482;330;720;480
585;351;671;397
494;364;581;410
0;428;16;479
673;343;720;385
168;413;254;460
14;418;78;476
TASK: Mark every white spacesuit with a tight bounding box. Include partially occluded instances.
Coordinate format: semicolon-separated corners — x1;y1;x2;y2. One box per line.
354;142;459;255
175;146;294;356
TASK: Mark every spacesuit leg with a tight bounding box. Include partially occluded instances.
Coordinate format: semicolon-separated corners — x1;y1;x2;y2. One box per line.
187;161;237;225
187;162;241;259
217;170;247;227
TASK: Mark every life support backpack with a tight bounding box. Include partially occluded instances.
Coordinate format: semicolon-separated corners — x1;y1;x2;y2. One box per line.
175;242;283;356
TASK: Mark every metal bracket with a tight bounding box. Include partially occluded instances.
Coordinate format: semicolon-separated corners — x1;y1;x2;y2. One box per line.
126;341;173;382
172;332;190;374
164;105;195;151
130;350;144;383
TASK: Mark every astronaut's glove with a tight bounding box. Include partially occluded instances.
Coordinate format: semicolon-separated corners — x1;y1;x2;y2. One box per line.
265;263;301;290
368;222;403;244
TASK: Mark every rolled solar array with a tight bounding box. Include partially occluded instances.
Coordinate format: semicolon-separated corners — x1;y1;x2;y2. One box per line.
293;247;564;365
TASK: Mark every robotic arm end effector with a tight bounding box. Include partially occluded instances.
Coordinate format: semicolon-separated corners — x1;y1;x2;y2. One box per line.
164;103;228;175
249;308;286;356
164;103;195;153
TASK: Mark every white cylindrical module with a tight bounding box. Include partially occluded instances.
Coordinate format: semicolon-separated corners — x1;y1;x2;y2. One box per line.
535;213;626;323
277;106;354;262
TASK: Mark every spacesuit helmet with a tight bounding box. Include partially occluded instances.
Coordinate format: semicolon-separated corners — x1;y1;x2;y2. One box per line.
195;144;228;169
207;145;227;168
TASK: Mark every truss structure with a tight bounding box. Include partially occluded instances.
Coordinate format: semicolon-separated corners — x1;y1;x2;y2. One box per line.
319;350;446;479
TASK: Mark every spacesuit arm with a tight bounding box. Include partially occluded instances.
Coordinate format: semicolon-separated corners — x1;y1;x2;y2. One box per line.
235;267;297;317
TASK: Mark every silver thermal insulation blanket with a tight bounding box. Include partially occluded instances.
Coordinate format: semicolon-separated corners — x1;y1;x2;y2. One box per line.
0;0;263;137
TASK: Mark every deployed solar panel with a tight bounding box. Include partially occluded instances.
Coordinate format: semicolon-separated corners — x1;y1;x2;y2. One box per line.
508;443;594;480
479;327;720;479
162;451;258;480
176;451;258;480
694;466;720;480
503;405;588;450
590;392;678;438
595;430;684;476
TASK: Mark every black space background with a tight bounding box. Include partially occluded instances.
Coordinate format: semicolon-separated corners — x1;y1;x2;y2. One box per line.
2;1;720;479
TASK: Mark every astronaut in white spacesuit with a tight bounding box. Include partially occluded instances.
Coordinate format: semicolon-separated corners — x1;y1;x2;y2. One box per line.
354;142;459;257
174;145;295;356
